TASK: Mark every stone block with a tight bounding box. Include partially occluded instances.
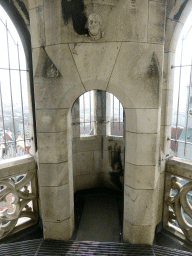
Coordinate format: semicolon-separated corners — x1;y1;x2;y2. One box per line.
40;184;70;222
125;163;156;190
29;8;41;48
68;160;74;215
156;202;163;225
164;19;177;53
173;0;192;26
102;172;122;190
37;132;68;163
107;42;163;109
94;151;102;173
73;151;94;176
45;44;81;84
72;124;80;139
125;108;159;134
161;89;173;126
162;52;175;91
34;44;85;110
29;6;45;48
34;77;85;110
125;132;158;166
73;173;101;193
148;1;166;44
43;215;74;240
67;128;73;152
44;0;62;46
160;125;171;154
73;136;102;153
123;220;155;244
103;136;124;151
104;0;148;42
32;48;40;74
36;109;68;133
29;0;43;9
150;0;166;2
169;21;183;53
69;43;121;91
103;150;113;174
38;162;69;187
166;0;176;19
124;185;155;226
157;172;165;205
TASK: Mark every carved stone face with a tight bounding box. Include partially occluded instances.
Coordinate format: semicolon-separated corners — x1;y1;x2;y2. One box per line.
88;13;102;37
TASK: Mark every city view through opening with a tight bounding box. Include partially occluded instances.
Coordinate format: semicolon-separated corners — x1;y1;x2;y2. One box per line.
171;11;192;228
79;91;123;137
0;6;30;161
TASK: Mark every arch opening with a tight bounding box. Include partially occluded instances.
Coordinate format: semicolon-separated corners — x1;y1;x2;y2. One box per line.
69;89;125;242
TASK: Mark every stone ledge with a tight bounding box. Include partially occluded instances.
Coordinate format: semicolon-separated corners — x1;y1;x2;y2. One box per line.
167;157;192;180
0;155;36;179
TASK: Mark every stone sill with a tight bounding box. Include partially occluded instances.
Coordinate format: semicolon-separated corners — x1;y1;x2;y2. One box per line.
0;155;36;179
106;135;123;141
167;157;192;171
79;135;123;141
80;135;97;141
166;156;192;181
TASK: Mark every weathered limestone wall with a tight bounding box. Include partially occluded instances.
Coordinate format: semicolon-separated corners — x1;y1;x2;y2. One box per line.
29;0;166;244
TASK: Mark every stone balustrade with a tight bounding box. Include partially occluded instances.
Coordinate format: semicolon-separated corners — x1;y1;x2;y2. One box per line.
164;157;192;242
0;155;38;239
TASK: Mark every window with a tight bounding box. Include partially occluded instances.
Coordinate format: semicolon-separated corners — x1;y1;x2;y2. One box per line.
106;92;123;137
0;6;31;160
79;90;123;137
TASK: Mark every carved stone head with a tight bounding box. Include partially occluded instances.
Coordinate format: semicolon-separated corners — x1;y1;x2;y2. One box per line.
88;13;102;39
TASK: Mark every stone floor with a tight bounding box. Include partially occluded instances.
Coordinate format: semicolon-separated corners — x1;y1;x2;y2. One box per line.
1;187;192;253
74;187;123;242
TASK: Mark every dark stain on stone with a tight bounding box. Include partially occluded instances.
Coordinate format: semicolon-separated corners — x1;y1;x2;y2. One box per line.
147;52;161;79
174;0;188;21
108;143;123;190
35;47;61;78
61;0;88;35
15;0;29;21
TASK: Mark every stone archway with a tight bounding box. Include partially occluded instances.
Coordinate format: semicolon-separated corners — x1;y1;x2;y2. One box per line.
69;89;125;242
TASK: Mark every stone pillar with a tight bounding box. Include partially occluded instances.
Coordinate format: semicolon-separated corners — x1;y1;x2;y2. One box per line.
28;0;167;243
28;1;85;240
95;90;106;137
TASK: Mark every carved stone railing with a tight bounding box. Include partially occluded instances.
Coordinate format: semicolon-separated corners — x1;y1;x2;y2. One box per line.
0;155;38;239
164;157;192;242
